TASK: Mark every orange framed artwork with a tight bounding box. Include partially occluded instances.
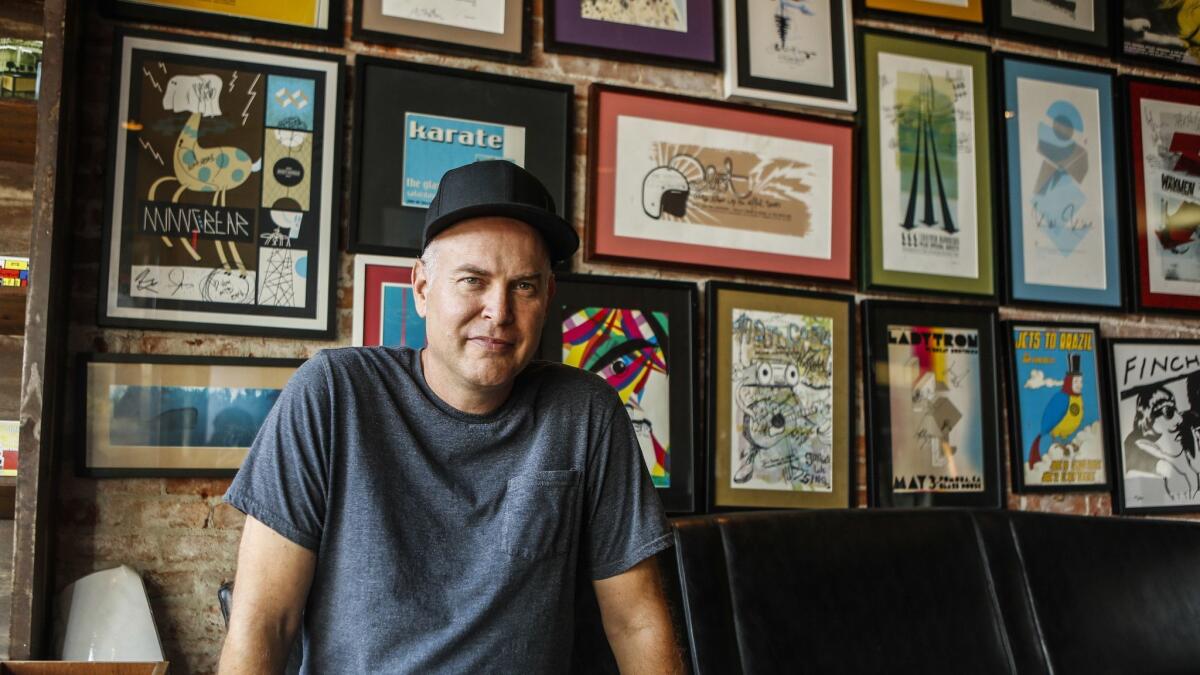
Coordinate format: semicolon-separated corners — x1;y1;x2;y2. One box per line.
862;0;984;24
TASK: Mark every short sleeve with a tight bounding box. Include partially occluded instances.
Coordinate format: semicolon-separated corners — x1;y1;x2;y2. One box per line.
582;396;673;580
223;352;332;551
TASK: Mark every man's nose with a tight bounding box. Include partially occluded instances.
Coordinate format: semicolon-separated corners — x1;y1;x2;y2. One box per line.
481;285;514;324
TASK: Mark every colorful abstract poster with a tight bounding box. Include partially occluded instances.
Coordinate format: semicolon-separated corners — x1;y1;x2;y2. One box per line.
119;0;331;28
1003;60;1121;306
400;112;526;208
729;308;834;492
102;32;341;336
581;0;688;31
352;255;426;347
381;284;425;348
1138;96;1200;299
1011;0;1094;31
745;0;835;88
562;307;671;486
381;0;507;33
1011;325;1107;490
1123;0;1200;66
1111;341;1200;512
877;52;979;280
886;325;984;493
612;115;835;260
0;420;17;477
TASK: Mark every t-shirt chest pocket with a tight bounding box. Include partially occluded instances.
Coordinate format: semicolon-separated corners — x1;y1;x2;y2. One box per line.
501;469;580;561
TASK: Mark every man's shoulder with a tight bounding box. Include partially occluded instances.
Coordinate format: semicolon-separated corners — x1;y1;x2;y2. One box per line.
317;345;416;377
522;360;622;409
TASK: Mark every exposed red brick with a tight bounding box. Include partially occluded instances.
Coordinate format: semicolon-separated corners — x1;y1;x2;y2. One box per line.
164;478;233;499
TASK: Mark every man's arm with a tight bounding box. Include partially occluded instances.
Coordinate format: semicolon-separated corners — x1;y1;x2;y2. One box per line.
593;556;684;674
218;516;316;675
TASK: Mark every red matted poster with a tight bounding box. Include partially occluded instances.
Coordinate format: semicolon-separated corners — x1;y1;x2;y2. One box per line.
351;254;426;348
1129;78;1200;313
587;84;854;280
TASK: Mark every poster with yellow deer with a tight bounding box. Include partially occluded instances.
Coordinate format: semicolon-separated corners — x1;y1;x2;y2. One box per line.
101;30;342;336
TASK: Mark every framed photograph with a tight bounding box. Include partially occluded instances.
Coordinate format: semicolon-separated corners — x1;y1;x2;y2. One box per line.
1000;57;1124;308
544;0;720;70
722;0;856;111
707;282;855;511
994;0;1110;51
349;58;573;258
101;0;345;44
861;31;995;297
352;0;531;63
860;0;984;25
862;301;1003;508
351;254;426;348
538;274;698;513
80;353;303;477
1128;79;1200;313
99;30;343;338
1005;322;1111;494
587;84;855;280
1122;0;1200;68
1108;339;1200;515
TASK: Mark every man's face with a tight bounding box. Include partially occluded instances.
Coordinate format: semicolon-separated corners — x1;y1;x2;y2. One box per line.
413;216;554;397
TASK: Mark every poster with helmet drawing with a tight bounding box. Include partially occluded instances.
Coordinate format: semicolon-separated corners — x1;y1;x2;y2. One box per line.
588;85;853;280
1122;0;1200;66
1110;340;1200;514
100;30;342;337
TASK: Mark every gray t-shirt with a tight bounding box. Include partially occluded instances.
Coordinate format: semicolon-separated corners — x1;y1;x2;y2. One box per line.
224;346;671;673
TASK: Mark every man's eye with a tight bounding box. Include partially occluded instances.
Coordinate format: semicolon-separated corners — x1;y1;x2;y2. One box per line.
516;281;536;292
461;277;481;285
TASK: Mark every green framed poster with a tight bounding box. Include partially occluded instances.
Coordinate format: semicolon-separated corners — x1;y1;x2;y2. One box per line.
861;31;995;297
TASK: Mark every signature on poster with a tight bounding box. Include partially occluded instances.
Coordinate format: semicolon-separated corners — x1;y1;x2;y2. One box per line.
730;309;834;492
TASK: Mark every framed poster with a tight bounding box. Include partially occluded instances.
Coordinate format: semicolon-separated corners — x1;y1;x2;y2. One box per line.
861;31;995;297
1122;0;1200;68
350;57;572;258
707;281;854;511
545;0;719;70
722;0;856;111
351;254;426;348
1000;57;1123;308
80;353;303;477
99;30;343;338
588;84;855;281
994;0;1110;51
1005;322;1110;494
859;0;984;25
101;0;344;44
353;0;531;63
538;275;698;513
1128;79;1200;313
1108;339;1200;515
863;301;1003;508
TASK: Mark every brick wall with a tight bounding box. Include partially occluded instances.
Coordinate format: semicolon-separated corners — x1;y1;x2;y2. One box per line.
52;3;1200;673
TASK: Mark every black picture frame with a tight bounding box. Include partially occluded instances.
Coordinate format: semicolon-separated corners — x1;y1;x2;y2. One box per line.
543;0;722;71
98;28;345;339
1118;0;1200;72
79;352;305;478
993;0;1111;52
538;274;699;514
855;0;986;30
351;0;532;64
863;300;1004;508
706;281;856;512
349;57;573;258
100;0;346;45
1003;321;1113;495
723;0;856;111
1106;338;1200;516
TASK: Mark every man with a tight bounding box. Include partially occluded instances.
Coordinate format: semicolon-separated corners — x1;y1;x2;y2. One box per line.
218;160;682;673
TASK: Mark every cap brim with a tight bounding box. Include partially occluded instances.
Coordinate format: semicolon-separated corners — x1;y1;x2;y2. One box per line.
423;202;580;265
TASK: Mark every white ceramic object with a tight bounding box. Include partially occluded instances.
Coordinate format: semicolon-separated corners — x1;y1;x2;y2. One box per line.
55;565;165;661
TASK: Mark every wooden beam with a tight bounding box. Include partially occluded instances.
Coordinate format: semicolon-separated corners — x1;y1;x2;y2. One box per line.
9;0;77;660
0;1;43;41
0;103;36;166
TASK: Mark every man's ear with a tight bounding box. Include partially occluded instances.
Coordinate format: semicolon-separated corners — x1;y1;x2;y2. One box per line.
412;259;430;319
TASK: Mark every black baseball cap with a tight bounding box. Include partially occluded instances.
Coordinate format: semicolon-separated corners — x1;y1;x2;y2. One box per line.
422;161;579;265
